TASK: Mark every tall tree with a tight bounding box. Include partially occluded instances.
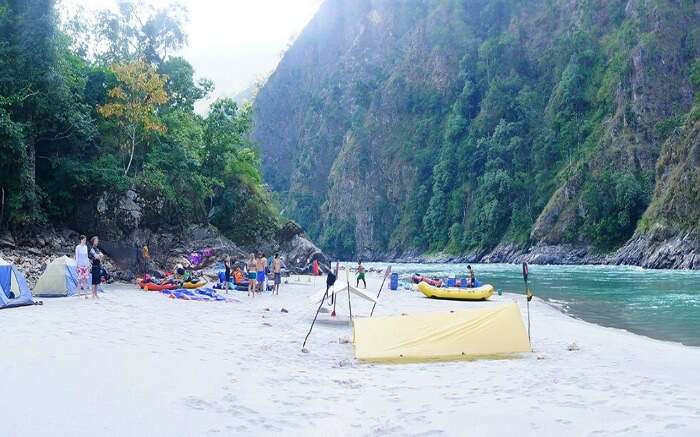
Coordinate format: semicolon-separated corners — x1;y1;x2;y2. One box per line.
97;60;168;176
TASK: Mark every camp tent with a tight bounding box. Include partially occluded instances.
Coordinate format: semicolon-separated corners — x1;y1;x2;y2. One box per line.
33;256;79;297
353;302;531;362
0;257;33;309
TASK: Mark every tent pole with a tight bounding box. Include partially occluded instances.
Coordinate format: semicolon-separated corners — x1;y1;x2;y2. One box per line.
302;292;327;350
347;267;353;319
369;269;389;317
523;262;532;344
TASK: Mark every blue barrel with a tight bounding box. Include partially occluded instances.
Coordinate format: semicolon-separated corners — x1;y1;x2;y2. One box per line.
389;272;399;290
460;277;468;288
447;277;456;287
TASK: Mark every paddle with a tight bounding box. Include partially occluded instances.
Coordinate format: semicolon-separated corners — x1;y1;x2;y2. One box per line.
522;262;533;344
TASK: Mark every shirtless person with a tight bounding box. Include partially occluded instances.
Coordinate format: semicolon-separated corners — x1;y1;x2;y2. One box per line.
272;253;282;295
256;253;267;293
356;260;367;289
247;253;257;298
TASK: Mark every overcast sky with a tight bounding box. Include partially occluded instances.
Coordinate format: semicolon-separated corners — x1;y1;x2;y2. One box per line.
61;0;322;109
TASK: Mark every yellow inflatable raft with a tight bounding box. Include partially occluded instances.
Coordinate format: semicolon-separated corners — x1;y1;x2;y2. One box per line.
417;281;494;301
182;280;206;289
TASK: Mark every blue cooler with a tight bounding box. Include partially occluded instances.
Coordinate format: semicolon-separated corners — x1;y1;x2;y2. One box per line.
389;272;399;290
447;277;456;287
460;277;468;288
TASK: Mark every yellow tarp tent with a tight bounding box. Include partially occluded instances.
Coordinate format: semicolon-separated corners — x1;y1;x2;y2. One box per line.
353;302;531;362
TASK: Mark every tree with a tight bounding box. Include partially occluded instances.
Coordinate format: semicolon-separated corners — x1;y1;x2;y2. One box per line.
159;57;213;112
98;60;169;176
92;1;188;65
0;0;93;226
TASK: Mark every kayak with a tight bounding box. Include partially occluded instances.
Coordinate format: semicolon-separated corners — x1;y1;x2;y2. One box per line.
411;274;443;288
143;282;178;292
417;281;494;301
138;279;178;291
182;280;207;289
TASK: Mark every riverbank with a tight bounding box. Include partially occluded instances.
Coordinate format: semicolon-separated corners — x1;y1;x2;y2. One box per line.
2;271;698;436
361;234;700;270
380;262;700;347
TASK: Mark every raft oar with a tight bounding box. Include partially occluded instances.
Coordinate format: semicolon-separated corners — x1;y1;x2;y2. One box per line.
369;266;391;317
522;262;533;344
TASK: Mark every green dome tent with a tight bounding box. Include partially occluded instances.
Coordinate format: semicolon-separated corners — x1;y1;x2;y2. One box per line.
33;256;79;297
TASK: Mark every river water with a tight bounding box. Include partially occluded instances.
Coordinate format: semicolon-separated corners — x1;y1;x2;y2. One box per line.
365;262;700;347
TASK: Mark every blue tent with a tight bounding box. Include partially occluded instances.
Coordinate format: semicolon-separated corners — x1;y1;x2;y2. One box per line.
0;257;33;309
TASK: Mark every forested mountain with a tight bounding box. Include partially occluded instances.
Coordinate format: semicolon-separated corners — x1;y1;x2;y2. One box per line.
253;0;700;267
0;0;279;245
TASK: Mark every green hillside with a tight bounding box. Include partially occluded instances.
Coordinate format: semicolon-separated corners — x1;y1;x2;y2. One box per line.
253;0;700;264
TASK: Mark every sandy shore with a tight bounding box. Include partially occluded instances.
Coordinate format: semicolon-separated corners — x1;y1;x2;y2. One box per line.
2;271;699;436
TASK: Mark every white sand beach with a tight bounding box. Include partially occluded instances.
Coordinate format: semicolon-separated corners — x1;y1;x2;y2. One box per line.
2;271;699;436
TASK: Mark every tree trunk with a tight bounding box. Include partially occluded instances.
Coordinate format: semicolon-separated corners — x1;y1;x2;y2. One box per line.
0;186;5;227
26;132;37;218
124;127;136;176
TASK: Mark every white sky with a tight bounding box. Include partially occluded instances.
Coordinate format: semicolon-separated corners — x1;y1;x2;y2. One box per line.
61;0;322;109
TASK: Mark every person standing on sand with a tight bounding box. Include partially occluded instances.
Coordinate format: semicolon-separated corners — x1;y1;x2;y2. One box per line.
247;253;257;298
88;236;103;299
272;253;282;295
356;260;366;289
467;265;476;287
256;253;267;293
75;235;90;295
223;255;232;294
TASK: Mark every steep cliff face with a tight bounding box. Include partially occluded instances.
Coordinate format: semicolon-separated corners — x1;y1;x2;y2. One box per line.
253;0;700;266
613;66;700;269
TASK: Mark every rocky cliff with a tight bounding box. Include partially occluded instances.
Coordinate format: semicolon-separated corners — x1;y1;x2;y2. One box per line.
0;188;328;286
253;0;700;268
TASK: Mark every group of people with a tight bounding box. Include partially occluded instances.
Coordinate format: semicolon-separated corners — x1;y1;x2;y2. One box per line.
74;235;104;299
222;252;283;297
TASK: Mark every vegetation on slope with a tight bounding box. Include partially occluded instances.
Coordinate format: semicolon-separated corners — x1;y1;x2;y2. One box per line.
254;0;699;258
0;0;279;244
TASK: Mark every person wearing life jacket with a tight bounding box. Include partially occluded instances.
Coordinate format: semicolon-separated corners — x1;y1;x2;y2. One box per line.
233;266;245;284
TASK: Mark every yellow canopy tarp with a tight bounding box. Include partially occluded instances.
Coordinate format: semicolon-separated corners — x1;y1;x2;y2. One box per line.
353;302;531;362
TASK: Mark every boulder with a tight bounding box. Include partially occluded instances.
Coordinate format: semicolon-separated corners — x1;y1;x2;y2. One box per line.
280;234;329;273
0;230;14;248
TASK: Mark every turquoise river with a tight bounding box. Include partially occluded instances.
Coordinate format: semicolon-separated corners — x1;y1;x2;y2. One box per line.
366;263;700;347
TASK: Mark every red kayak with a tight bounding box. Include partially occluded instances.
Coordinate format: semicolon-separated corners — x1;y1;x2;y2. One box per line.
411;274;443;288
138;280;179;291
